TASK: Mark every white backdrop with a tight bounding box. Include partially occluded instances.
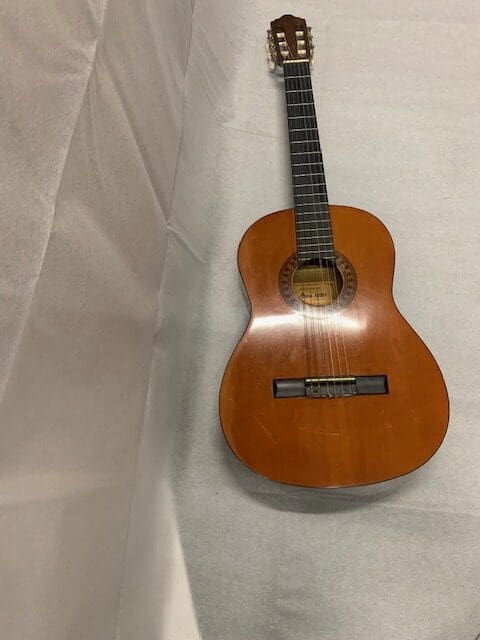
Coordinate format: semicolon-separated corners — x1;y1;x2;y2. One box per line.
1;1;479;639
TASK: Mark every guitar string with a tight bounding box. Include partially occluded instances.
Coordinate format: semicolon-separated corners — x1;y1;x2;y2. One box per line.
296;63;317;379
313;68;350;396
286;56;348;393
301;58;349;396
296;63;334;390
291;60;325;381
283;52;354;397
301;58;348;397
309;65;351;394
304;57;351;391
310;64;346;397
292;60;327;378
300;62;335;395
283;44;313;378
299;62;331;385
328;205;352;393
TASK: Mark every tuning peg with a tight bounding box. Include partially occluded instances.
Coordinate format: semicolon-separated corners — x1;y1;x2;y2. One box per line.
265;37;276;71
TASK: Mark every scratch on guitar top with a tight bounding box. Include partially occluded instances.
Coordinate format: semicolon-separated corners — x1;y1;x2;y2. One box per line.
255;416;276;444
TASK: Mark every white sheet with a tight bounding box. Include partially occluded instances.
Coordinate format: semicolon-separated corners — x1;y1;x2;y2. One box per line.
1;1;479;639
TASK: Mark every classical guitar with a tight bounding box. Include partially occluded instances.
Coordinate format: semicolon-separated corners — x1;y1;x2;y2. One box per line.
219;15;449;488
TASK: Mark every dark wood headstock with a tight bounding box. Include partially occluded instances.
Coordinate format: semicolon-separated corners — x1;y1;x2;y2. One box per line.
267;15;313;69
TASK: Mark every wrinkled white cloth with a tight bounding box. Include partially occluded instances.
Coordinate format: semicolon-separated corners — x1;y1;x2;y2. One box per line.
0;1;479;639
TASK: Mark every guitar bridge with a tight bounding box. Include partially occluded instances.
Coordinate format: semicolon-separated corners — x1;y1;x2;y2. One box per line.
273;375;388;398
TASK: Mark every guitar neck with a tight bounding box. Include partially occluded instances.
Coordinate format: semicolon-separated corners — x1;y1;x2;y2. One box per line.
283;60;335;264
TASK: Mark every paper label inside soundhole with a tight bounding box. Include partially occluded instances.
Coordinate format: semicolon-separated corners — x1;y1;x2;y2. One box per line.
279;252;356;314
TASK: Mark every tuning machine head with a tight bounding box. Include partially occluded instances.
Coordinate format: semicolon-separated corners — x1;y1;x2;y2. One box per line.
307;26;314;65
266;29;278;70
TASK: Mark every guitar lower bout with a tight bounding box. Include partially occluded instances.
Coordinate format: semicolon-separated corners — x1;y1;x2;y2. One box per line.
219;206;449;488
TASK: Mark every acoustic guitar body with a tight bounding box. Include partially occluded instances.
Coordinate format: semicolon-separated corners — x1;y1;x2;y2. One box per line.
219;207;449;487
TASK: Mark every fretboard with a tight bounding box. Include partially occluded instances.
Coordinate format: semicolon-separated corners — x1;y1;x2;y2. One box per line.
283;60;335;264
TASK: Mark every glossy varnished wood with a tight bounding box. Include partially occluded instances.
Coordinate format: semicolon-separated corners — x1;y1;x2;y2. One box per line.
219;207;449;487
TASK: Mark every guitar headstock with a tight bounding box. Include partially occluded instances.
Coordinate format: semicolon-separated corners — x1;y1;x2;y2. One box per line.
267;15;313;71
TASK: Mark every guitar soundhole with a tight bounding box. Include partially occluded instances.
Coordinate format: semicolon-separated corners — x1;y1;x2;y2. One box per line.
279;252;356;314
292;260;343;308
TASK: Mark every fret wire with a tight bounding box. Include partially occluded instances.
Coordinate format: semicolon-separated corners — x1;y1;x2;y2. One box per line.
295;211;330;215
294;192;328;195
297;249;334;253
296;236;333;240
297;241;334;245
286;102;314;106
294;194;328;197
296;220;331;224
296;223;332;227
298;242;334;247
296;217;331;220
297;234;333;238
296;216;331;220
295;209;330;213
296;230;332;234
295;202;329;206
296;214;330;218
294;186;327;189
296;221;331;224
296;232;333;236
293;174;324;179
